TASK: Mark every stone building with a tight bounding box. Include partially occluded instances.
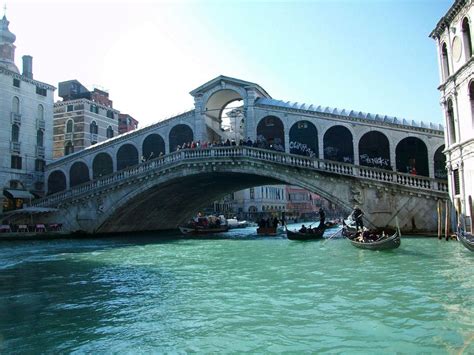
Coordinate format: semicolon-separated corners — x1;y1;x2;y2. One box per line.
53;80;120;158
230;185;287;221
430;0;474;228
118;114;139;135
0;15;55;211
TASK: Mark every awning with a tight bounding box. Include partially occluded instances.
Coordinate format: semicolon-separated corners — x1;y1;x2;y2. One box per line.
3;189;35;200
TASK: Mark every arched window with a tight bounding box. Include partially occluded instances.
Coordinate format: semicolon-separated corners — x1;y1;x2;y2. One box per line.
169;124;194;152
442;42;450;80
66;119;74;133
358;131;391;170
37;104;44;120
462;17;473;59
90;121;98;134
65;141;74;156
117;144;139;170
289;121;318;157
142;134;165;159
256;116;285;151
70;162;90;187
106;126;114;138
92;152;113;179
11;124;19;142
446;98;456;144
47;170;66;194
36;130;44;147
12;96;19;114
434;145;447;180
395;137;429;177
323;126;354;163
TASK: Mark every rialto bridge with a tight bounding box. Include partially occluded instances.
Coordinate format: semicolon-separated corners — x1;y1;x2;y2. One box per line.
34;76;449;234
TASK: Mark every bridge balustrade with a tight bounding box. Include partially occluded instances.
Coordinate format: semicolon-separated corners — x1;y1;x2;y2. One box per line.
36;146;448;208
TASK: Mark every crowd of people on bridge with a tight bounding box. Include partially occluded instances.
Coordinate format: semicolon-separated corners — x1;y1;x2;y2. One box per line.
174;137;285;152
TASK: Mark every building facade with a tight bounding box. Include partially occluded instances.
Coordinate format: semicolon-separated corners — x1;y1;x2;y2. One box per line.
118;114;139;135
0;15;55;211
431;0;474;229
53;80;120;159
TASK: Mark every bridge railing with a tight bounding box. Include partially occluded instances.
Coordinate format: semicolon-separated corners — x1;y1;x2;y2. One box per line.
33;146;448;207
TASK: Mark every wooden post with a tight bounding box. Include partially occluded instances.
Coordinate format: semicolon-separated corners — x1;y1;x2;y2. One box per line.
437;200;442;239
469;195;473;234
445;199;450;240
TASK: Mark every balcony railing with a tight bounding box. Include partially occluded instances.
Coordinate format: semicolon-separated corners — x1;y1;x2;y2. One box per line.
10;112;21;125
10;141;21;154
90;133;98;143
64;132;73;141
36;145;45;158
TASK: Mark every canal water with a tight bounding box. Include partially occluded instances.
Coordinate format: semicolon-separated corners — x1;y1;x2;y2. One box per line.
0;225;473;353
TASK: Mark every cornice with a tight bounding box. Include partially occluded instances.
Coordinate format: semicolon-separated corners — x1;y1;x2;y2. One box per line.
54;98;120;113
430;0;468;39
0;66;56;91
437;57;474;90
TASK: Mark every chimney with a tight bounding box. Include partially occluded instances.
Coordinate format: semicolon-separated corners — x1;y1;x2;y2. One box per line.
22;55;33;79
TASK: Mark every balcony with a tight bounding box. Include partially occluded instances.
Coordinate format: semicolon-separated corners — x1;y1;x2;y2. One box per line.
36;118;45;130
64;132;73;141
10;112;21;125
10;141;21;154
90;133;98;143
36;145;45;158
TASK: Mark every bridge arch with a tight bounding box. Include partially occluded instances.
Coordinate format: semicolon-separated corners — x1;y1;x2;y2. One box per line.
323;125;354;163
358;131;391;170
70;161;90;187
395;137;429;176
47;170;67;194
117;143;139;171
169;124;194;152
92;152;114;179
142;133;165;160
256;115;285;151
289;120;318;157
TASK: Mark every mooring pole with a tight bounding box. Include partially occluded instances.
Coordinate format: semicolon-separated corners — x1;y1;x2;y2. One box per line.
445;199;450;241
437;199;442;239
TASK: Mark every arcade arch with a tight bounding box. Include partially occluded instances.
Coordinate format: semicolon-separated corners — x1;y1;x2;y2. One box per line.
323;126;354;163
117;144;139;171
434;145;447;179
358;131;391;170
289;121;318;157
142;134;165;160
395;137;429;176
93;152;114;179
70;161;90;187
256;116;285;151
47;170;66;194
169;124;193;152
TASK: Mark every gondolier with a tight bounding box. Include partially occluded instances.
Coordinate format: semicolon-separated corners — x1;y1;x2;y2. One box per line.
351;205;364;230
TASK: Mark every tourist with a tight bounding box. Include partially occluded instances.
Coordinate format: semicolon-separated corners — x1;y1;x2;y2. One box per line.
272;217;279;228
299;224;307;233
318;207;326;229
351;205;364;231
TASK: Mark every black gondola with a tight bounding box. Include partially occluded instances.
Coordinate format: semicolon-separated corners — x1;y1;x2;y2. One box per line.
457;230;474;251
285;226;325;241
349;230;401;250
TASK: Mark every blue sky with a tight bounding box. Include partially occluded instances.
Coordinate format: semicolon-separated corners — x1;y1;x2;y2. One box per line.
9;0;452;127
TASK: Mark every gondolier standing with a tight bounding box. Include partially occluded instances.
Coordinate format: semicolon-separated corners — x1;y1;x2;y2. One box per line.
352;205;364;231
318;207;326;229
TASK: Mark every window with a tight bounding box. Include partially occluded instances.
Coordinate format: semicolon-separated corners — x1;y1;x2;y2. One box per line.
36;86;47;96
37;130;44;147
37;105;44;120
11;155;22;169
447;99;456;144
453;169;461;195
35;159;45;172
90;104;99;114
462;17;473;59
250;187;255;200
13;78;20;88
12;96;19;114
65;141;74;156
107;110;114;119
106;126;114;138
11;124;19;142
442;42;450;80
67;105;73;112
90;121;98;134
66;119;74;133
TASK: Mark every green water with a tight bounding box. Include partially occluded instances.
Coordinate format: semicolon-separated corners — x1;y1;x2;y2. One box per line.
0;226;473;354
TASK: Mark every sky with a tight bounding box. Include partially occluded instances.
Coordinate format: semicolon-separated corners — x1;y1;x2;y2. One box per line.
7;0;453;127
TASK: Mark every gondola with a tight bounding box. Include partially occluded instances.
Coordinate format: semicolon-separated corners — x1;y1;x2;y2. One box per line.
457;230;474;251
349;229;401;250
285;226;325;241
257;226;279;236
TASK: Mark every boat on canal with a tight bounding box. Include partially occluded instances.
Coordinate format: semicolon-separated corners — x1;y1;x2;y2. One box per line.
457;230;474;251
179;215;229;235
348;229;401;250
285;226;325;241
256;226;280;236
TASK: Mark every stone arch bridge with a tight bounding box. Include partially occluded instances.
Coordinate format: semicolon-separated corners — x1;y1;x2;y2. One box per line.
38;75;449;234
33;147;448;234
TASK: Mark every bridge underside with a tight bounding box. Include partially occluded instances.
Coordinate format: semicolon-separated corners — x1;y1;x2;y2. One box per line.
98;172;281;233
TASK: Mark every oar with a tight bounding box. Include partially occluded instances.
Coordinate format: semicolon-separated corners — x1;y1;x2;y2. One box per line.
395;216;401;237
321;226;343;246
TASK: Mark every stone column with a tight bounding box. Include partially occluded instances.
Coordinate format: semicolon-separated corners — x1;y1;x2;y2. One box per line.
244;89;256;141
193;95;206;142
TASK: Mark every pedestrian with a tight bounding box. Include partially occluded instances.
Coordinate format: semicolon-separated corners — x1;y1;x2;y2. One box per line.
351;205;364;231
318;207;326;229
